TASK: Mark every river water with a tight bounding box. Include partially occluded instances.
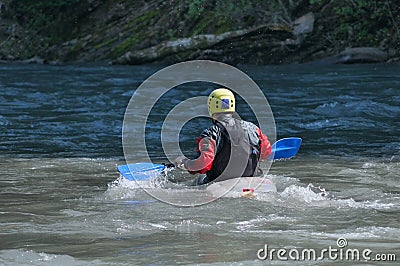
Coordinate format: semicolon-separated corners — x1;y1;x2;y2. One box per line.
0;63;399;265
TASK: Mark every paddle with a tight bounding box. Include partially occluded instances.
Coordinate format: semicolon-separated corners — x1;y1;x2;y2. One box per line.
117;162;169;181
118;137;302;181
270;137;302;160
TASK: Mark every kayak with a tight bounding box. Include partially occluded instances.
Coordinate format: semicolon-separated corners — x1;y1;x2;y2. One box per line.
206;176;277;199
117;162;277;199
116;137;301;199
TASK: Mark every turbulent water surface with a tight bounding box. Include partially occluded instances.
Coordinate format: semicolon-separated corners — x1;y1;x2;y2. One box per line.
0;63;399;265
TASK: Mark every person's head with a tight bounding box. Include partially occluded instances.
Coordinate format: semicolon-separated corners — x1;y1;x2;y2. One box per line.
207;88;235;119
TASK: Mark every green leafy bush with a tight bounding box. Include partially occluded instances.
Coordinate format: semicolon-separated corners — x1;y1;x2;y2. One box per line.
8;0;90;41
310;0;400;47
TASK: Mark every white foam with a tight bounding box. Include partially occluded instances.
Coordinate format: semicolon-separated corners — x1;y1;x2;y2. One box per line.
274;183;399;210
0;249;101;266
312;226;400;240
280;184;328;203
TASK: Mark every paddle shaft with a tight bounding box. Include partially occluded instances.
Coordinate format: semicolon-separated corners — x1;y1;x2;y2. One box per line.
118;137;302;180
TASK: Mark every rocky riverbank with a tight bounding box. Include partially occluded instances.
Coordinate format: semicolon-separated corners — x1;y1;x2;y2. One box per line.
0;0;399;65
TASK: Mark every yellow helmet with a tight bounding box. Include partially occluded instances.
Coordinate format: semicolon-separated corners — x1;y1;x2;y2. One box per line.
207;88;235;117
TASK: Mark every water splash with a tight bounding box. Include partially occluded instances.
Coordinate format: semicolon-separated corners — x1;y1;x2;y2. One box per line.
307;183;328;197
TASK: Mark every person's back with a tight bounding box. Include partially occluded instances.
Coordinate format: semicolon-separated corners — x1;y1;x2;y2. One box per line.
200;113;262;182
174;88;271;185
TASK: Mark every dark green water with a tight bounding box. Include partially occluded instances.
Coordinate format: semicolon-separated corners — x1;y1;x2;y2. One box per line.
0;63;399;265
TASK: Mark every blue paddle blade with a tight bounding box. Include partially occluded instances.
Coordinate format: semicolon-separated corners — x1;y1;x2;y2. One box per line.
271;137;302;160
117;163;165;181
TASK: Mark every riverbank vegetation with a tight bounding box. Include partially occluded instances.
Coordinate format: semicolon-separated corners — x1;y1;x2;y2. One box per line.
0;0;398;64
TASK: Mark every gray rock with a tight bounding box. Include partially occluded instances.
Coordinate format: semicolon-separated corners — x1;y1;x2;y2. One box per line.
21;56;47;64
334;47;388;64
293;12;315;36
112;25;292;65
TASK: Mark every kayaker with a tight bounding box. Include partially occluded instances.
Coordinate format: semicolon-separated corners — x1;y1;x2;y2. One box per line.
174;88;272;185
